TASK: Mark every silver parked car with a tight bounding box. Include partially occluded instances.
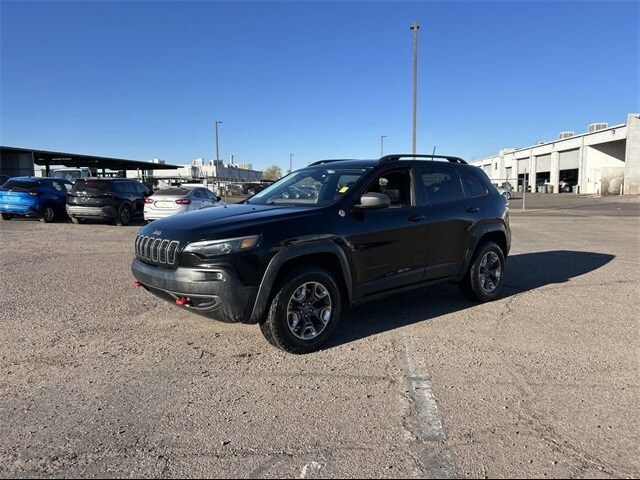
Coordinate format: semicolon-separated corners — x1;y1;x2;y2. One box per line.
144;187;224;221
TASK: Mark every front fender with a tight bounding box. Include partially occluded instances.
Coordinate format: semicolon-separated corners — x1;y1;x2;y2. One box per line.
248;240;353;324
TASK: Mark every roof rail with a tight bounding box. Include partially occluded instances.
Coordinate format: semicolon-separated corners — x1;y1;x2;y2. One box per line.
309;159;354;166
378;154;467;165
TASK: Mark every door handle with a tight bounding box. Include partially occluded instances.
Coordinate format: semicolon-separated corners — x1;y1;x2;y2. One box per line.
408;214;426;222
466;206;480;213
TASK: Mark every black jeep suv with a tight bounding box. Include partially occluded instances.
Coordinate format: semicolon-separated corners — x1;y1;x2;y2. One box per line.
131;154;510;353
67;178;150;226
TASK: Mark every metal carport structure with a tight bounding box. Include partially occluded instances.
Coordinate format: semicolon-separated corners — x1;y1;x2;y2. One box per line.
0;146;181;178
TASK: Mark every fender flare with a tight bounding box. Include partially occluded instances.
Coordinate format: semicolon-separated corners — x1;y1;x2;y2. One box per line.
460;222;507;274
248;241;353;324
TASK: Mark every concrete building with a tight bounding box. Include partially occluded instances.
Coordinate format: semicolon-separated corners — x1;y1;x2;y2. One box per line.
470;113;640;195
186;158;263;182
132;157;264;185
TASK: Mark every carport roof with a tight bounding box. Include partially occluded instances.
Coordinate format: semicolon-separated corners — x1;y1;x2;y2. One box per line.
1;146;181;171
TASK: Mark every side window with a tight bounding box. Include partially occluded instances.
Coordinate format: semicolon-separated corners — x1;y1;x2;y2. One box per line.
136;183;149;195
363;169;413;208
51;181;66;192
421;166;464;205
460;170;488;197
114;181;127;194
206;190;217;201
333;173;363;199
193;189;206;199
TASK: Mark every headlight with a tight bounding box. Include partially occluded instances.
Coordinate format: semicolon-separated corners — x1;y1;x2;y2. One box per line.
183;235;259;257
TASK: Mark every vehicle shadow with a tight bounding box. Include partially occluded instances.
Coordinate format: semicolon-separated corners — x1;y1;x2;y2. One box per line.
326;250;615;349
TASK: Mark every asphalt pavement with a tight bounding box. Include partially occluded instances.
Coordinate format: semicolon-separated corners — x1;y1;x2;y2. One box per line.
1;195;638;478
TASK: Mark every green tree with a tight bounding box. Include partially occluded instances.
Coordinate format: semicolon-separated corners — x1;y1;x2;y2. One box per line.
263;165;283;181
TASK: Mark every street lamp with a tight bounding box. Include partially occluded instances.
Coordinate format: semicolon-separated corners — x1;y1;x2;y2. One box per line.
214;120;223;161
410;22;420;155
380;135;387;157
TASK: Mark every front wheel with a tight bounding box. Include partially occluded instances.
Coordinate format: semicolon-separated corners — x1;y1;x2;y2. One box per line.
459;241;506;302
260;266;342;354
1;213;11;220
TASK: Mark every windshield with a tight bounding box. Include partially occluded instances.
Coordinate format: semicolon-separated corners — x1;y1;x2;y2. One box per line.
71;180;113;194
154;187;193;196
53;169;87;182
248;167;370;206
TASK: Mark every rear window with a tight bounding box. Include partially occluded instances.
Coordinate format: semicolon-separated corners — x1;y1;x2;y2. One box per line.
156;187;192;196
2;179;41;190
71;180;113;194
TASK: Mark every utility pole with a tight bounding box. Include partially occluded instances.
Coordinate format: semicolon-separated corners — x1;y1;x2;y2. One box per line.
380;135;387;157
214;120;222;161
410;22;420;156
289;154;293;174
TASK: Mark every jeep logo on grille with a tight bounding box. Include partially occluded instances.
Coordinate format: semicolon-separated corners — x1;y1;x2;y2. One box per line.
153;230;162;236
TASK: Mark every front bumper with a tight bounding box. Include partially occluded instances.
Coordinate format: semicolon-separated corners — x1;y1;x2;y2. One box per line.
66;205;116;219
131;258;258;323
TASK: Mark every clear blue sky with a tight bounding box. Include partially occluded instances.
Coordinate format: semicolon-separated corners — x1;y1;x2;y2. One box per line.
1;1;638;169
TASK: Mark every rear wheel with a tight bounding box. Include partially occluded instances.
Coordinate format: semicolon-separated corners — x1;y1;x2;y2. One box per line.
116;204;131;226
260;266;342;354
39;206;56;223
1;213;11;220
459;241;506;302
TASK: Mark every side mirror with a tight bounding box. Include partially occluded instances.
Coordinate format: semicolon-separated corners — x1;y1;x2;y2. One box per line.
355;192;390;210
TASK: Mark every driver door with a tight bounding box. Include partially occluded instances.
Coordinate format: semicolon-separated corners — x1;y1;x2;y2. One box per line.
346;167;428;298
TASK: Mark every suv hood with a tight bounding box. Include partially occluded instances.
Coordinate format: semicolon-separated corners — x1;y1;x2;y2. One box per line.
139;203;317;240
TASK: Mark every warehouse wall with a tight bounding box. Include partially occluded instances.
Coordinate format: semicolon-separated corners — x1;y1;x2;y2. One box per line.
470;114;637;195
624;114;640;195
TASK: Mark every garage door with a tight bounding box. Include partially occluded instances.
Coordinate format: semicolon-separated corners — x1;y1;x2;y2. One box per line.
559;149;580;170
536;154;551;172
517;158;529;174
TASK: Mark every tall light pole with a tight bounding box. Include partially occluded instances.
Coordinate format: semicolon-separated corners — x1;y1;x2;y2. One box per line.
214;120;223;161
289;154;293;174
410;22;420;156
380;135;387;157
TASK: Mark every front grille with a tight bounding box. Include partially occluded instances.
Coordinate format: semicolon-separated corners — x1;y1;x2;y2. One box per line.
135;235;180;266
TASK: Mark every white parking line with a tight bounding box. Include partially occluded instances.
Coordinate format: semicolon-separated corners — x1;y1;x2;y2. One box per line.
299;461;322;478
403;334;457;478
403;335;446;441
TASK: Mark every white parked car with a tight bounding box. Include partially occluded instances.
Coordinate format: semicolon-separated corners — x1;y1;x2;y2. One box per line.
144;186;224;221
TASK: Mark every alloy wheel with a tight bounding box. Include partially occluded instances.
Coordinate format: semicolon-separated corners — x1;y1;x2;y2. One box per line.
286;281;332;340
44;207;55;222
479;251;502;293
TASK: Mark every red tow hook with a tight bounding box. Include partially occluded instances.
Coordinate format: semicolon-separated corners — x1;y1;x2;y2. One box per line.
132;280;142;288
175;297;191;306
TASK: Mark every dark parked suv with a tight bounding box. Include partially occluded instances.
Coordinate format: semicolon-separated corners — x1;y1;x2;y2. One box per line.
67;178;150;225
131;154;510;353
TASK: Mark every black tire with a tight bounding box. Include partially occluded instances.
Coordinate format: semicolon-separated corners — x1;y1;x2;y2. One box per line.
116;204;131;226
459;241;506;302
39;205;56;223
260;266;342;354
1;213;11;220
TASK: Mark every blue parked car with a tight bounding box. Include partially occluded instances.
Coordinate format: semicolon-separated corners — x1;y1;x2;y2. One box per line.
0;177;74;223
